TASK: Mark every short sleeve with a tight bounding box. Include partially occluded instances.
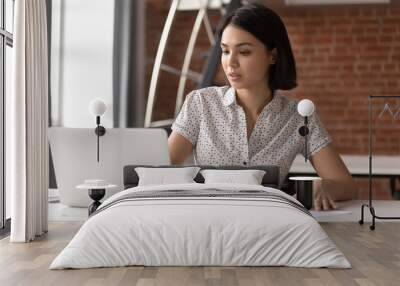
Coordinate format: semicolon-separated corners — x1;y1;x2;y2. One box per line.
171;90;201;145
306;112;332;157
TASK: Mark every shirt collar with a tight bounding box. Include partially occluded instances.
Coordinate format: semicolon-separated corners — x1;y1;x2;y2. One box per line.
222;86;280;110
222;86;236;107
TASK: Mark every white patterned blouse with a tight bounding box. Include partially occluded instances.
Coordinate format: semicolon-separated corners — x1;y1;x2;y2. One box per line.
171;85;332;187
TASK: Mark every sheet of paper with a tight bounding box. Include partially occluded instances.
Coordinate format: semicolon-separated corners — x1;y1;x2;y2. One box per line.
310;210;352;218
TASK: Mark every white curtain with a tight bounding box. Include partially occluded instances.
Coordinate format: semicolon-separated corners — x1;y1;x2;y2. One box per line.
8;0;49;242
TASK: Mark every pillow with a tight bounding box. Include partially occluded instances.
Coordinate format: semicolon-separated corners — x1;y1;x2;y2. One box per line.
135;167;201;186
200;169;266;185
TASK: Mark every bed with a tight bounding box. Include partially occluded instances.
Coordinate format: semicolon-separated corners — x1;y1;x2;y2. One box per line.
49;165;350;269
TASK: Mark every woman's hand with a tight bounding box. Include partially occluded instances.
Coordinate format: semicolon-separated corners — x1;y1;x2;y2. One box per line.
309;144;358;209
313;187;337;211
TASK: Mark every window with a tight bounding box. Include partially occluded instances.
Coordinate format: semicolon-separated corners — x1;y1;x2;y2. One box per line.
0;0;14;232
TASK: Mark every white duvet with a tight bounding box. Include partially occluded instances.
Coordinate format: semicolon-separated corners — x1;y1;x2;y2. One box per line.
50;183;351;269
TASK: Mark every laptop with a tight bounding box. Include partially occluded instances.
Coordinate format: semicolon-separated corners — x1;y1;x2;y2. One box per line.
49;127;170;207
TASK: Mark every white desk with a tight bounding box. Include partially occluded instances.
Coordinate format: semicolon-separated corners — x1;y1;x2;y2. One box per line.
47;198;400;223
289;155;400;195
312;200;400;222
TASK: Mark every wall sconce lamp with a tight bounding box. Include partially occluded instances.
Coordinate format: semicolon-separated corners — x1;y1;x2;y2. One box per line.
89;99;107;162
297;99;315;162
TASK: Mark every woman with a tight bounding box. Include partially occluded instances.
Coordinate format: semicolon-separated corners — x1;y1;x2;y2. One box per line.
168;4;357;211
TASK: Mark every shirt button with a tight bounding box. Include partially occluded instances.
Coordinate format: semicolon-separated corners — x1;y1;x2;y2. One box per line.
243;161;247;165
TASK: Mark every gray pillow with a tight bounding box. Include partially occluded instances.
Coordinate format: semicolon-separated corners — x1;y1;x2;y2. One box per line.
123;165;280;189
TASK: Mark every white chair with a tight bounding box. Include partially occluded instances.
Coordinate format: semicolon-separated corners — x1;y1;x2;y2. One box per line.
49;127;170;207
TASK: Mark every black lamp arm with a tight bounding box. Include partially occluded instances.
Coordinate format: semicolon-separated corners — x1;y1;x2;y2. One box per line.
94;115;106;136
298;116;310;162
94;116;106;162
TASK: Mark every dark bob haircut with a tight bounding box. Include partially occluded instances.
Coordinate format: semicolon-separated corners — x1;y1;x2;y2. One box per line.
218;4;297;91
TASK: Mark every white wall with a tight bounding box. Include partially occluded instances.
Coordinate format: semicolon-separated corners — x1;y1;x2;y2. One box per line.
51;0;114;128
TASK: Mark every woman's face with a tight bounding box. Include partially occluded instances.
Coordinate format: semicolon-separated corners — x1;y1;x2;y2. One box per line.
220;25;275;90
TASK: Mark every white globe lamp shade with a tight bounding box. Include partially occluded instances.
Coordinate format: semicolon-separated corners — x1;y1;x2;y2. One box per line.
89;99;107;117
297;99;315;117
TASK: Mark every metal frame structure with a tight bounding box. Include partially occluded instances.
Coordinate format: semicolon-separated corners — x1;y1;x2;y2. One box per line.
359;95;400;230
0;0;14;231
0;0;4;230
144;0;241;128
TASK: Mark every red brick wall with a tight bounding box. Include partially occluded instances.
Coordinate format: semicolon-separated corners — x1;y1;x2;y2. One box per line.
282;6;400;156
145;1;400;199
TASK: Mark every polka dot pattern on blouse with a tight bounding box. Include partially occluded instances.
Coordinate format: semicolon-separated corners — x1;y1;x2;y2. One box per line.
171;86;332;188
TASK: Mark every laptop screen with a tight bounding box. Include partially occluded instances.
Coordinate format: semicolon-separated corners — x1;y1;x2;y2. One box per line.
49;127;170;207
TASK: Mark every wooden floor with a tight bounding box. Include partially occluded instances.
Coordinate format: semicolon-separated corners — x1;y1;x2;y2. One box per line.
0;222;399;286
